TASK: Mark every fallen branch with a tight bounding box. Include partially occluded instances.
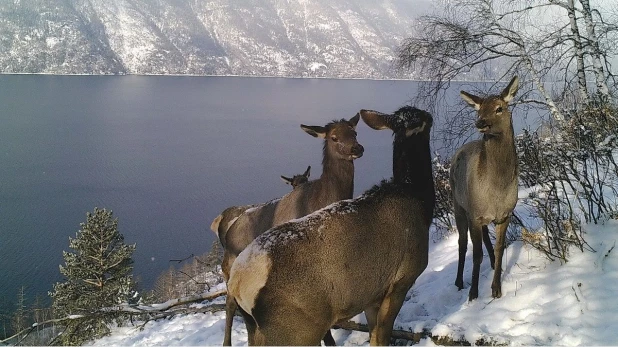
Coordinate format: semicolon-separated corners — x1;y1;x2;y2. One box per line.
120;290;226;312
0;290;226;344
333;320;500;345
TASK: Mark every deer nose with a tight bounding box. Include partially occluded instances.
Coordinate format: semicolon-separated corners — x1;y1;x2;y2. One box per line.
351;144;364;158
475;119;489;130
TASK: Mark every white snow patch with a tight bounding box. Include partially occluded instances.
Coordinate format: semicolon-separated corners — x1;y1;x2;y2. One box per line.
91;195;618;346
308;62;327;72
46;37;60;48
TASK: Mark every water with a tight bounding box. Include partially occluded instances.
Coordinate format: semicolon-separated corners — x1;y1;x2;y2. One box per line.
0;75;543;321
0;75;433;317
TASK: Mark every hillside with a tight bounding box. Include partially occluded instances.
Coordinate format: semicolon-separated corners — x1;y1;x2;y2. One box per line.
0;0;430;78
89;215;618;345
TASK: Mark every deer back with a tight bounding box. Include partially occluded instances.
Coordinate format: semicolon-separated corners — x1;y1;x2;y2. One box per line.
236;189;430;323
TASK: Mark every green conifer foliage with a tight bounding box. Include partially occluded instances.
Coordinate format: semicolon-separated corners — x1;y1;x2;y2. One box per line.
49;208;136;345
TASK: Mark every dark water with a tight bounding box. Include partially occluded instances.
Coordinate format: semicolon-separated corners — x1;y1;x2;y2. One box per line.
0;75;432;316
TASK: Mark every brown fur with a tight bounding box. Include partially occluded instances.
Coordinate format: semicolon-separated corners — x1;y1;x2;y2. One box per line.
211;204;257;249
221;114;363;346
450;76;520;300
228;106;434;346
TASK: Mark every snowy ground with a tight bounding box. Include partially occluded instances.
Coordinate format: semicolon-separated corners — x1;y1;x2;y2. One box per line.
90;211;618;346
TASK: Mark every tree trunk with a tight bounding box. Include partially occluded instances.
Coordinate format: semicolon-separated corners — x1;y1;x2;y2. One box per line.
578;0;610;101
566;0;589;103
524;55;565;121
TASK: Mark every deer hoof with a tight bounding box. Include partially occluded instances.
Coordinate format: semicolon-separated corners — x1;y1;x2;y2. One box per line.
455;279;464;290
468;289;478;301
492;286;502;298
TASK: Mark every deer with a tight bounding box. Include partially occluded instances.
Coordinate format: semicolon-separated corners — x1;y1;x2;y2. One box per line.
211;204;257;249
227;106;435;346
211;166;311;247
280;165;311;189
450;76;520;301
221;114;364;346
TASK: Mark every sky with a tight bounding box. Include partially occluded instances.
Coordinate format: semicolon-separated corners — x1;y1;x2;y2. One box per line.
89;193;618;346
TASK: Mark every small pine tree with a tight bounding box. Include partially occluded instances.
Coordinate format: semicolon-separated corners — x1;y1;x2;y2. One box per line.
49;208;137;345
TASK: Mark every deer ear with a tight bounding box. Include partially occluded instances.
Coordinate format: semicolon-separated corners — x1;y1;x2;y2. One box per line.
348;113;360;129
281;176;293;185
460;91;482;110
500;76;519;103
303;166;311;178
300;125;327;138
359;109;391;130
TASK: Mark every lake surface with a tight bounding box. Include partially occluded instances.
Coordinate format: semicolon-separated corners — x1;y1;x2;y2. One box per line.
0;75;539;318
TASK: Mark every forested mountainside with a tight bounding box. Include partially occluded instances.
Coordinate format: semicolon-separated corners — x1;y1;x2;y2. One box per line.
0;0;429;78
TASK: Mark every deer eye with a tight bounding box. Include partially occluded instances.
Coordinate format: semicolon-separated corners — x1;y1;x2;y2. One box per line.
331;135;339;142
496;106;503;113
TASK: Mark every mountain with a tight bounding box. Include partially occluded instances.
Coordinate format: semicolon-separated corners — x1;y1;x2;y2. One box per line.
0;0;428;78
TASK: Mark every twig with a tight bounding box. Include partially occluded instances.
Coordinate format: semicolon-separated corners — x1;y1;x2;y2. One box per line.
169;254;195;263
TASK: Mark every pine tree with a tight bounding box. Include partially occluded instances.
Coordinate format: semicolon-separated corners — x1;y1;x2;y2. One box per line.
49;207;137;345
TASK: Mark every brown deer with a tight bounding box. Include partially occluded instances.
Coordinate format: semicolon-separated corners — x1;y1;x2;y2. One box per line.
450;76;519;301
211;166;311;247
280;165;311;189
227;106;434;345
211;204;256;249
221;115;363;346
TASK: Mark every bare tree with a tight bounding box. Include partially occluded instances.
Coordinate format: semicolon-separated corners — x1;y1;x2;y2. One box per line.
398;0;616;121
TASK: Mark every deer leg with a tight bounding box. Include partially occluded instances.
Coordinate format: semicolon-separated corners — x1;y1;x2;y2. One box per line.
492;220;509;298
482;225;495;269
370;284;409;346
454;204;469;290
322;330;336;346
223;294;237;346
468;220;484;301
238;306;257;346
364;305;380;342
258;311;325;346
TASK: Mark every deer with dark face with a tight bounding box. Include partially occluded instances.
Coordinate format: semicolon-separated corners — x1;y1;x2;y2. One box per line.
221;114;363;346
450;76;519;301
227;106;434;346
280;165;311;189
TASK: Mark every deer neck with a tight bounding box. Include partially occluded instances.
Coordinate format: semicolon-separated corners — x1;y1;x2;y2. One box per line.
320;144;355;200
393;136;434;199
479;125;518;182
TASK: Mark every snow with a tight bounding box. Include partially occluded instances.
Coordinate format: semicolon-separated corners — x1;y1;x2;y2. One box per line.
90;213;618;346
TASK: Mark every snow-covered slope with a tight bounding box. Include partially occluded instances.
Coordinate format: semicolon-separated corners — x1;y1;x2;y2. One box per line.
0;0;427;78
90;217;618;346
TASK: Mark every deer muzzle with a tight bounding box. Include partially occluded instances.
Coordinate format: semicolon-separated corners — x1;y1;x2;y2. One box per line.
351;143;364;159
475;119;490;133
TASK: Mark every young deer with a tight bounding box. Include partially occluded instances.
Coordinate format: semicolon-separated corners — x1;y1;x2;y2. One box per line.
450;76;519;301
221;115;363;346
280;165;311;188
211;166;311;247
228;106;434;345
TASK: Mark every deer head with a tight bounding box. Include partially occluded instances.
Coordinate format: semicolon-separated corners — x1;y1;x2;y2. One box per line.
280;165;311;188
300;113;364;160
460;76;519;137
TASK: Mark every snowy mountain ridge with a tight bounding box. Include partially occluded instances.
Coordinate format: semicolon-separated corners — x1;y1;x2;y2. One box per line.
0;0;427;78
